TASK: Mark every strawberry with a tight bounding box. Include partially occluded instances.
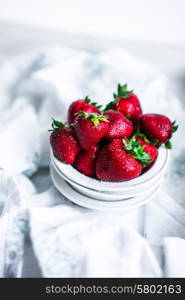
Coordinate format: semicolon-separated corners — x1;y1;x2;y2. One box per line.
74;145;99;177
139;114;178;149
74;112;109;150
123;134;158;167
105;84;142;123
68;96;101;124
104;109;134;139
96;139;142;182
50;119;80;164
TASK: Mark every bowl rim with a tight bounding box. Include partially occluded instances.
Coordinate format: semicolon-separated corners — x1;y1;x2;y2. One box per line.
68;175;163;201
51;158;164;198
50;146;169;192
50;164;162;210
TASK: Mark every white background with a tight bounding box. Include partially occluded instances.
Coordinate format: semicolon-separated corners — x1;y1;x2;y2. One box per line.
0;0;184;45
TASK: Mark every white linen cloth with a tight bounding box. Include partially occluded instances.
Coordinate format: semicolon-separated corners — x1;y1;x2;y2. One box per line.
0;47;185;277
30;190;161;277
28;187;185;277
0;170;36;277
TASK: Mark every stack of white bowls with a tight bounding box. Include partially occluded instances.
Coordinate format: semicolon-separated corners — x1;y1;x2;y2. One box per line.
50;147;170;210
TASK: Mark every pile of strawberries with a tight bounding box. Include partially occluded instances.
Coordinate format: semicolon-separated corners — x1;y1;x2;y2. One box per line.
50;84;178;182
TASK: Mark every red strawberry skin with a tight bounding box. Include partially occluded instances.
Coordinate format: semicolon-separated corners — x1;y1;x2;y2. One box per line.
104;109;133;139
50;127;80;164
68;100;100;123
139;114;173;145
74;145;99;177
136;137;158;167
115;93;142;123
74;114;109;150
96;140;142;182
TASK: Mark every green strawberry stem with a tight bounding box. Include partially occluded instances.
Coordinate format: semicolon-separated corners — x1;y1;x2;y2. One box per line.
91;102;102;109
84;96;102;109
49;118;64;131
165;140;172;149
135;127;150;143
76;111;109;126
104;100;116;110
172;120;179;133
123;135;152;166
104;83;134;110
164;120;178;149
84;96;91;104
135;126;159;146
114;83;134;100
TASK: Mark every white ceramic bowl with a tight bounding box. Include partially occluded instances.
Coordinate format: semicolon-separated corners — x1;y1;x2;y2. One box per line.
50;146;169;194
50;162;163;210
51;157;164;201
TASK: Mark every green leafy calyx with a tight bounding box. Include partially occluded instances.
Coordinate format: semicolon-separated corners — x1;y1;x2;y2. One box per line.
77;111;109;126
150;139;159;146
164;120;178;149
84;96;91;104
135;127;159;146
165;140;172;149
123;135;152;166
114;83;134;100
49;118;64;131
104;100;116;110
84;96;102;109
172;120;179;133
135;127;150;143
91;102;102;109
